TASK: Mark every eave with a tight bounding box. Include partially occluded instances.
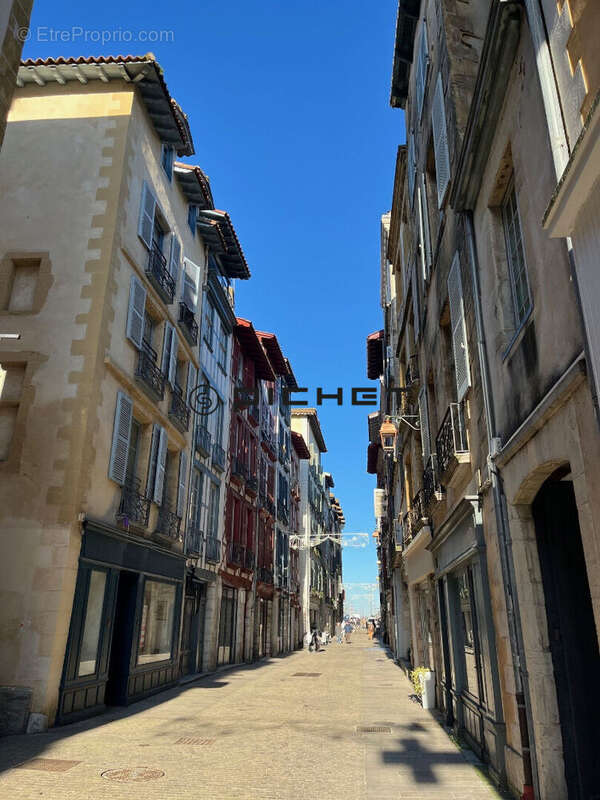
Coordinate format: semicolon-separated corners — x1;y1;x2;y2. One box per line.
197;209;250;280
174;162;214;210
390;0;421;109
234;318;276;381
256;331;289;377
291;431;310;459
367;330;384;380
291;408;327;452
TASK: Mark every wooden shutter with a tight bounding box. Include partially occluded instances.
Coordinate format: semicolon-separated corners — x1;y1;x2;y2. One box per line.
108;391;133;485
153;426;168;505
415;21;429;119
448;252;471;400
418;173;432;280
432;73;450;208
126;275;146;349
169;330;178;387
418;385;431;460
138;181;156;249
407;132;416;206
182;257;201;311
412;259;420;341
169;235;181;289
162;321;173;377
176;450;188;518
187;362;198;405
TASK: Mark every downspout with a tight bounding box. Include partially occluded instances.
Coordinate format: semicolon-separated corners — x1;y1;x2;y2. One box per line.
465;212;537;800
523;0;600;421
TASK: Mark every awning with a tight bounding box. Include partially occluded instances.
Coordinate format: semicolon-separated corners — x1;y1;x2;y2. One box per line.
291;431;310;459
173;163;214;210
257;331;288;376
367;330;384;379
234;318;276;381
197;209;250;279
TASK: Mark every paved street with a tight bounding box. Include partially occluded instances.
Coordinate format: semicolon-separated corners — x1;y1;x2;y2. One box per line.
0;632;507;799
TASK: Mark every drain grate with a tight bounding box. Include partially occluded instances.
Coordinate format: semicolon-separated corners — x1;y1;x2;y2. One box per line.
175;737;215;746
355;725;392;734
292;672;321;677
17;758;81;773
101;767;165;782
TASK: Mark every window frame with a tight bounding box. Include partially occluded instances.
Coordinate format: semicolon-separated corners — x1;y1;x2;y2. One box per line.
502;179;533;331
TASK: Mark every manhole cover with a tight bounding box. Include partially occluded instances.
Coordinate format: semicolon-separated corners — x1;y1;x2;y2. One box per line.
355;725;392;734
292;672;321;677
175;737;215;746
18;758;81;772
101;767;165;782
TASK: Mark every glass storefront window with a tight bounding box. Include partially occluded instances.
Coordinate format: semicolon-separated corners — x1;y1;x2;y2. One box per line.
78;570;107;677
137;580;176;665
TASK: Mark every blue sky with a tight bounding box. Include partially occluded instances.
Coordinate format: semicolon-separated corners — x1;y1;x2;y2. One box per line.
23;0;405;615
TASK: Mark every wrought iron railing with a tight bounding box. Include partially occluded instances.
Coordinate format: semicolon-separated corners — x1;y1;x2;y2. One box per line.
231;456;247;481
146;242;175;304
178;302;199;346
205;535;221;563
423;454;440;507
169;385;190;432
185;524;204;556
436;401;469;476
257;565;274;584
262;428;276;455
227;540;246;567
157;503;182;540
212;442;226;472
118;478;150;528
136;345;165;400
195;425;212;457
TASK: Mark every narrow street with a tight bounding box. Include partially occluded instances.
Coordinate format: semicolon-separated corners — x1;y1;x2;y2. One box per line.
0;632;506;800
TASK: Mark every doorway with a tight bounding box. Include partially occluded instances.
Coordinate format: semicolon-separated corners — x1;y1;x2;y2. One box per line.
180;578;206;676
217;586;237;665
532;472;600;799
105;570;139;706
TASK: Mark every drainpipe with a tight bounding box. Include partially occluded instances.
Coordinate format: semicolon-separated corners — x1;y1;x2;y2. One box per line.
465;212;537;800
523;0;600;421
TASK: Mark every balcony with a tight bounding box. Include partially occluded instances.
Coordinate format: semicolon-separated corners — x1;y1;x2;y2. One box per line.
231;456;247;484
118;479;150;529
244;548;255;571
136;344;165;402
145;242;175;305
185;524;204;556
261;428;276;459
227;540;246;568
404;489;428;542
169;385;190;433
436;401;470;487
205;535;221;563
212;442;226;472
156;502;182;541
277;500;289;526
178;302;199;347
423;454;443;509
195;425;212;458
259;492;275;518
246;475;258;496
257;565;273;584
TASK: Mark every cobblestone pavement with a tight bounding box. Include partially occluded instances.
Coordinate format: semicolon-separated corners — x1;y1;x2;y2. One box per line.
0;632;508;799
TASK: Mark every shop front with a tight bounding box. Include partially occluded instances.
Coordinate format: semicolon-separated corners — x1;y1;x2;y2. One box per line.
57;521;185;725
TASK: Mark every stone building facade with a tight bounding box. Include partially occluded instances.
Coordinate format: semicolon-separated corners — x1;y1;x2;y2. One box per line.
371;2;600;799
0;0;33;152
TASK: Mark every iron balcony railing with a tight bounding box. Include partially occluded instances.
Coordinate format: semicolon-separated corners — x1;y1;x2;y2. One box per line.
262;428;276;455
205;535;221;563
404;489;427;541
195;425;212;458
423;453;441;508
157;503;181;540
257;565;274;584
146;242;175;305
244;548;255;571
118;478;150;528
212;442;226;472
227;540;246;567
178;301;199;347
185;524;204;556
169;385;190;433
231;456;247;482
436;401;469;476
136;343;165;401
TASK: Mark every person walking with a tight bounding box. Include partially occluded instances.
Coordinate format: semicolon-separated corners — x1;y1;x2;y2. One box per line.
335;620;343;644
344;621;353;644
310;629;320;652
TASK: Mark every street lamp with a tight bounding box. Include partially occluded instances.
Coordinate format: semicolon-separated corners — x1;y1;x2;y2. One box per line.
379;418;398;454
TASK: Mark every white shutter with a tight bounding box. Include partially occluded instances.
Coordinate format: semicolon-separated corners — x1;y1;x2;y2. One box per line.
126;275;146;349
176;450;188;518
153;426;168;505
418;385;431;461
415;21;429;119
138;181;156;249
418;173;432;280
169;330;178;387
182;257;201;312
407;132;416;206
412;259;420;341
161;321;173;376
169;235;181;290
187;362;198;404
108;391;133;485
432;73;450;208
448;252;471;400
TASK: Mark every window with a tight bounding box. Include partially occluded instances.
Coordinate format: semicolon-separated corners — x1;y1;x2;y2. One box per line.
432;73;450;208
108;391;133;485
125;419;141;485
207;481;220;539
161;144;174;180
415;20;429;120
147;424;168;504
0;362;25;461
215;318;228;371
502;182;532;328
407;131;416;206
189;468;204;531
1;258;41;312
78;570;107;676
182;258;200;312
214;398;225;446
447;252;471;400
126;275;147;350
188;204;198;234
203;298;215;350
137;579;177;664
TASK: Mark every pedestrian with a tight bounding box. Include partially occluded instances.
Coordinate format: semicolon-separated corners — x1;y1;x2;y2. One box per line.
335;620;343;644
310;628;320;652
344;621;353;644
367;622;374;640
